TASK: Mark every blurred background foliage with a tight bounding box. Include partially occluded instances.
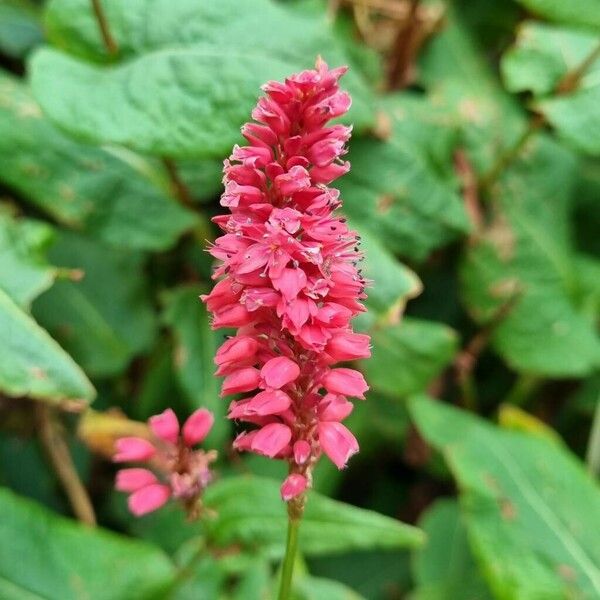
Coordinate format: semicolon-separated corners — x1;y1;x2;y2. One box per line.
0;0;599;598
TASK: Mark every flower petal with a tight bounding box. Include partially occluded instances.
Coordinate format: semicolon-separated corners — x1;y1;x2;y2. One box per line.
128;484;171;516
318;421;359;469
261;357;300;389
183;408;214;446
113;437;155;462
148;409;179;445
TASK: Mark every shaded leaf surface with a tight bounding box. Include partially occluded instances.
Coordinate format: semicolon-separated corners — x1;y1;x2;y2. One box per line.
354;225;422;322
461;136;600;376
0;287;94;403
0;71;197;251
338;96;469;261
513;0;600;31
0;211;55;308
0;487;175;599
410;396;600;600
418;6;525;174
502;22;600;155
412;498;492;600
33;232;157;377
203;476;424;558
363;318;458;398
0;0;42;59
162;285;229;449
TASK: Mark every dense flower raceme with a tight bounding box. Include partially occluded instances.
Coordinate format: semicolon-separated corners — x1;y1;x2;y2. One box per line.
113;409;217;517
201;59;370;503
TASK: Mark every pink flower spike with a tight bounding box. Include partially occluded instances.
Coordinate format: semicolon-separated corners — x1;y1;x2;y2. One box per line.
281;474;308;501
183;408;215;446
318;422;359;469
149;409;180;445
201;59;371;501
221;367;261;396
261;357;300;389
293;440;311;465
115;468;158;492
113;437;155;462
128;484;171;516
250;423;292;457
323;368;369;399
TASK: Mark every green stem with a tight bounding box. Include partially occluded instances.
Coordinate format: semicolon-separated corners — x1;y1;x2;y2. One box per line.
503;374;541;407
90;0;118;55
556;40;600;94
480;115;544;191
586;399;600;477
278;516;301;600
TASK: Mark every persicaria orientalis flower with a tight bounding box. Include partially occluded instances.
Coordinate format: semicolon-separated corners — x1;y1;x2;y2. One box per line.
113;408;217;518
201;58;370;506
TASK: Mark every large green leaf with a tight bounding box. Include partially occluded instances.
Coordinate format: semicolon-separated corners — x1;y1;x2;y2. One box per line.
29;0;374;158
0;71;197;251
162;285;229;450
0;210;55;308
203;476;424;558
411;498;492;600
32;231;157;377
0;287;94;403
363;318;458;399
338;96;470;262
409;396;600;600
0;487;175;599
513;0;600;30
502;21;600;155
461;135;600;377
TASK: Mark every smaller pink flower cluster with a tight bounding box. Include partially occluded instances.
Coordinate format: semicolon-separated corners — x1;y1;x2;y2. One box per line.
114;409;216;517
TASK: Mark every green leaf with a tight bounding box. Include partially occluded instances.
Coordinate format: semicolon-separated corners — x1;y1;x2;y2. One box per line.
363;318;458;398
573;253;600;322
0;487;175;599
0;210;55;308
417;6;525;174
171;555;226;600
0;287;94;403
203;476;424;558
461;135;600;377
294;575;366;600
354;225;422;323
30;0;375;158
0;70;197;251
231;557;271;600
513;0;600;31
32;231;157;378
412;498;492;600
0;0;42;59
502;21;600;155
409;396;600;600
338;97;470;262
162;285;230;450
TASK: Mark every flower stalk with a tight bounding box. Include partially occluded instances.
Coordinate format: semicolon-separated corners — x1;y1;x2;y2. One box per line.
278;510;302;600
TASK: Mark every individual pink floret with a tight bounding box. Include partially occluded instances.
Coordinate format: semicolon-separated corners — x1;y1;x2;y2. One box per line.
113;408;217;518
201;58;371;504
